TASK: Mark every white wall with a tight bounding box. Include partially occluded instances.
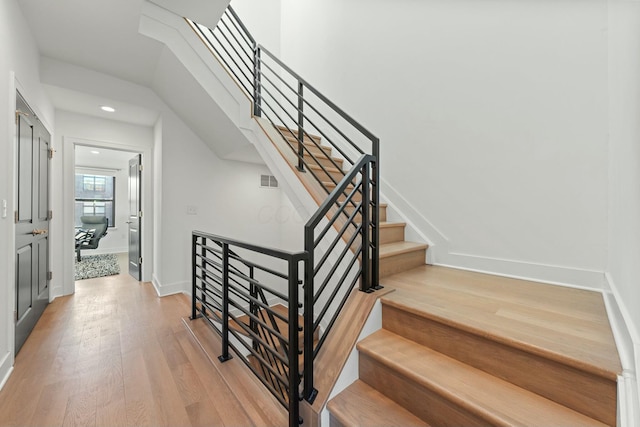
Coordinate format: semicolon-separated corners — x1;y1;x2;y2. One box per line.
154;107;302;294
276;0;609;289
231;0;282;56
607;1;640;422
0;0;54;387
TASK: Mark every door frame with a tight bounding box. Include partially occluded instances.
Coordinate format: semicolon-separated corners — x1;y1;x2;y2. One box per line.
62;136;152;296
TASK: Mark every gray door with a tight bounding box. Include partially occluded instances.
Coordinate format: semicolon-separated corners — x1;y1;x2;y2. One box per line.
128;154;142;280
15;91;50;354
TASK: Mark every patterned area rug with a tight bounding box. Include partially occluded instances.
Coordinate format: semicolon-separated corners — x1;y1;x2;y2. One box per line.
75;253;121;281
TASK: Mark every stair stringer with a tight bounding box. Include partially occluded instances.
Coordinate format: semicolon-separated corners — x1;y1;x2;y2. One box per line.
315;298;383;427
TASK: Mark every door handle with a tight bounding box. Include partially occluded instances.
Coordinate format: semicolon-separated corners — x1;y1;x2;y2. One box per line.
126;221;133;224
31;229;47;235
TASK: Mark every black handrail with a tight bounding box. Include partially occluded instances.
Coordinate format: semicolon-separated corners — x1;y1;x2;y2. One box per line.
187;6;381;426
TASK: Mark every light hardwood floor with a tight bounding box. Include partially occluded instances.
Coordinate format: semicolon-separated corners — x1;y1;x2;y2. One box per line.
0;272;284;427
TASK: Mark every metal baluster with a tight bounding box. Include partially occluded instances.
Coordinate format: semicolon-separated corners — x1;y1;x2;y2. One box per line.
303;231;316;402
190;234;200;319
250;265;258;352
253;45;262;117
201;237;208;316
371;141;382;290
361;164;371;292
288;259;301;426
219;243;233;362
297;82;305;172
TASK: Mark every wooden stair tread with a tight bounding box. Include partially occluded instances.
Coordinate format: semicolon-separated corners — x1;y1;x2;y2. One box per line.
327;380;429;427
358;329;609;427
379;265;622;379
379;241;428;258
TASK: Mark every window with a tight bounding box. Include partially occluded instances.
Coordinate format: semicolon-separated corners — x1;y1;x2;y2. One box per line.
75;173;115;227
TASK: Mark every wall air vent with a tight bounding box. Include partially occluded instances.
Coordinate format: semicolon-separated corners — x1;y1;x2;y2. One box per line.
260;174;278;188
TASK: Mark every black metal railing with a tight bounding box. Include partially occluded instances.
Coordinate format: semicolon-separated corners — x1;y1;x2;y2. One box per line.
188;5;381;426
192;232;307;426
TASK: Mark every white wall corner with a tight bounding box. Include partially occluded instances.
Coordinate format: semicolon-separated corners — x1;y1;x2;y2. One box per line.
152;274;189;297
604;273;640;426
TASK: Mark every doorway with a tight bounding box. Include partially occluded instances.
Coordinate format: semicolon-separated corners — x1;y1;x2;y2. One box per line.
74;146;142;281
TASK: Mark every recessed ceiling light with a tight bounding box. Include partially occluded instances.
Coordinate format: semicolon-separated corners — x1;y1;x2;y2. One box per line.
100;106;115;113
91;150;100;154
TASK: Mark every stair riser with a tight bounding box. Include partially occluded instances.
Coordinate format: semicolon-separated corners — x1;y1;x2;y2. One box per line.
309;166;345;183
277;127;322;144
336;191;362;203
379;249;425;278
343;206;388;223
286;138;331;156
380;225;405;245
315;155;344;170
347;225;404;245
359;353;489;426
382;304;617;426
329;413;345;427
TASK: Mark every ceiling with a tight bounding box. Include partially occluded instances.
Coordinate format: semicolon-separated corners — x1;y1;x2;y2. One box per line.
17;0;165;87
17;0;165;127
17;0;264;164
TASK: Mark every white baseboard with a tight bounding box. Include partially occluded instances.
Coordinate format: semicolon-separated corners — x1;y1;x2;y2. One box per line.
49;286;64;301
439;252;608;291
152;274;188;297
0;351;13;392
605;273;640;426
618;372;640;427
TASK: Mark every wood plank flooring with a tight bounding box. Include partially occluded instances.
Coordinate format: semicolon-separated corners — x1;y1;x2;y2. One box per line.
0;272;285;427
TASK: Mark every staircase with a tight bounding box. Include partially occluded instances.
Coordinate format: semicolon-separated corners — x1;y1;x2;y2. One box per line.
262;123;429;280
145;5;623;426
327;266;622;427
